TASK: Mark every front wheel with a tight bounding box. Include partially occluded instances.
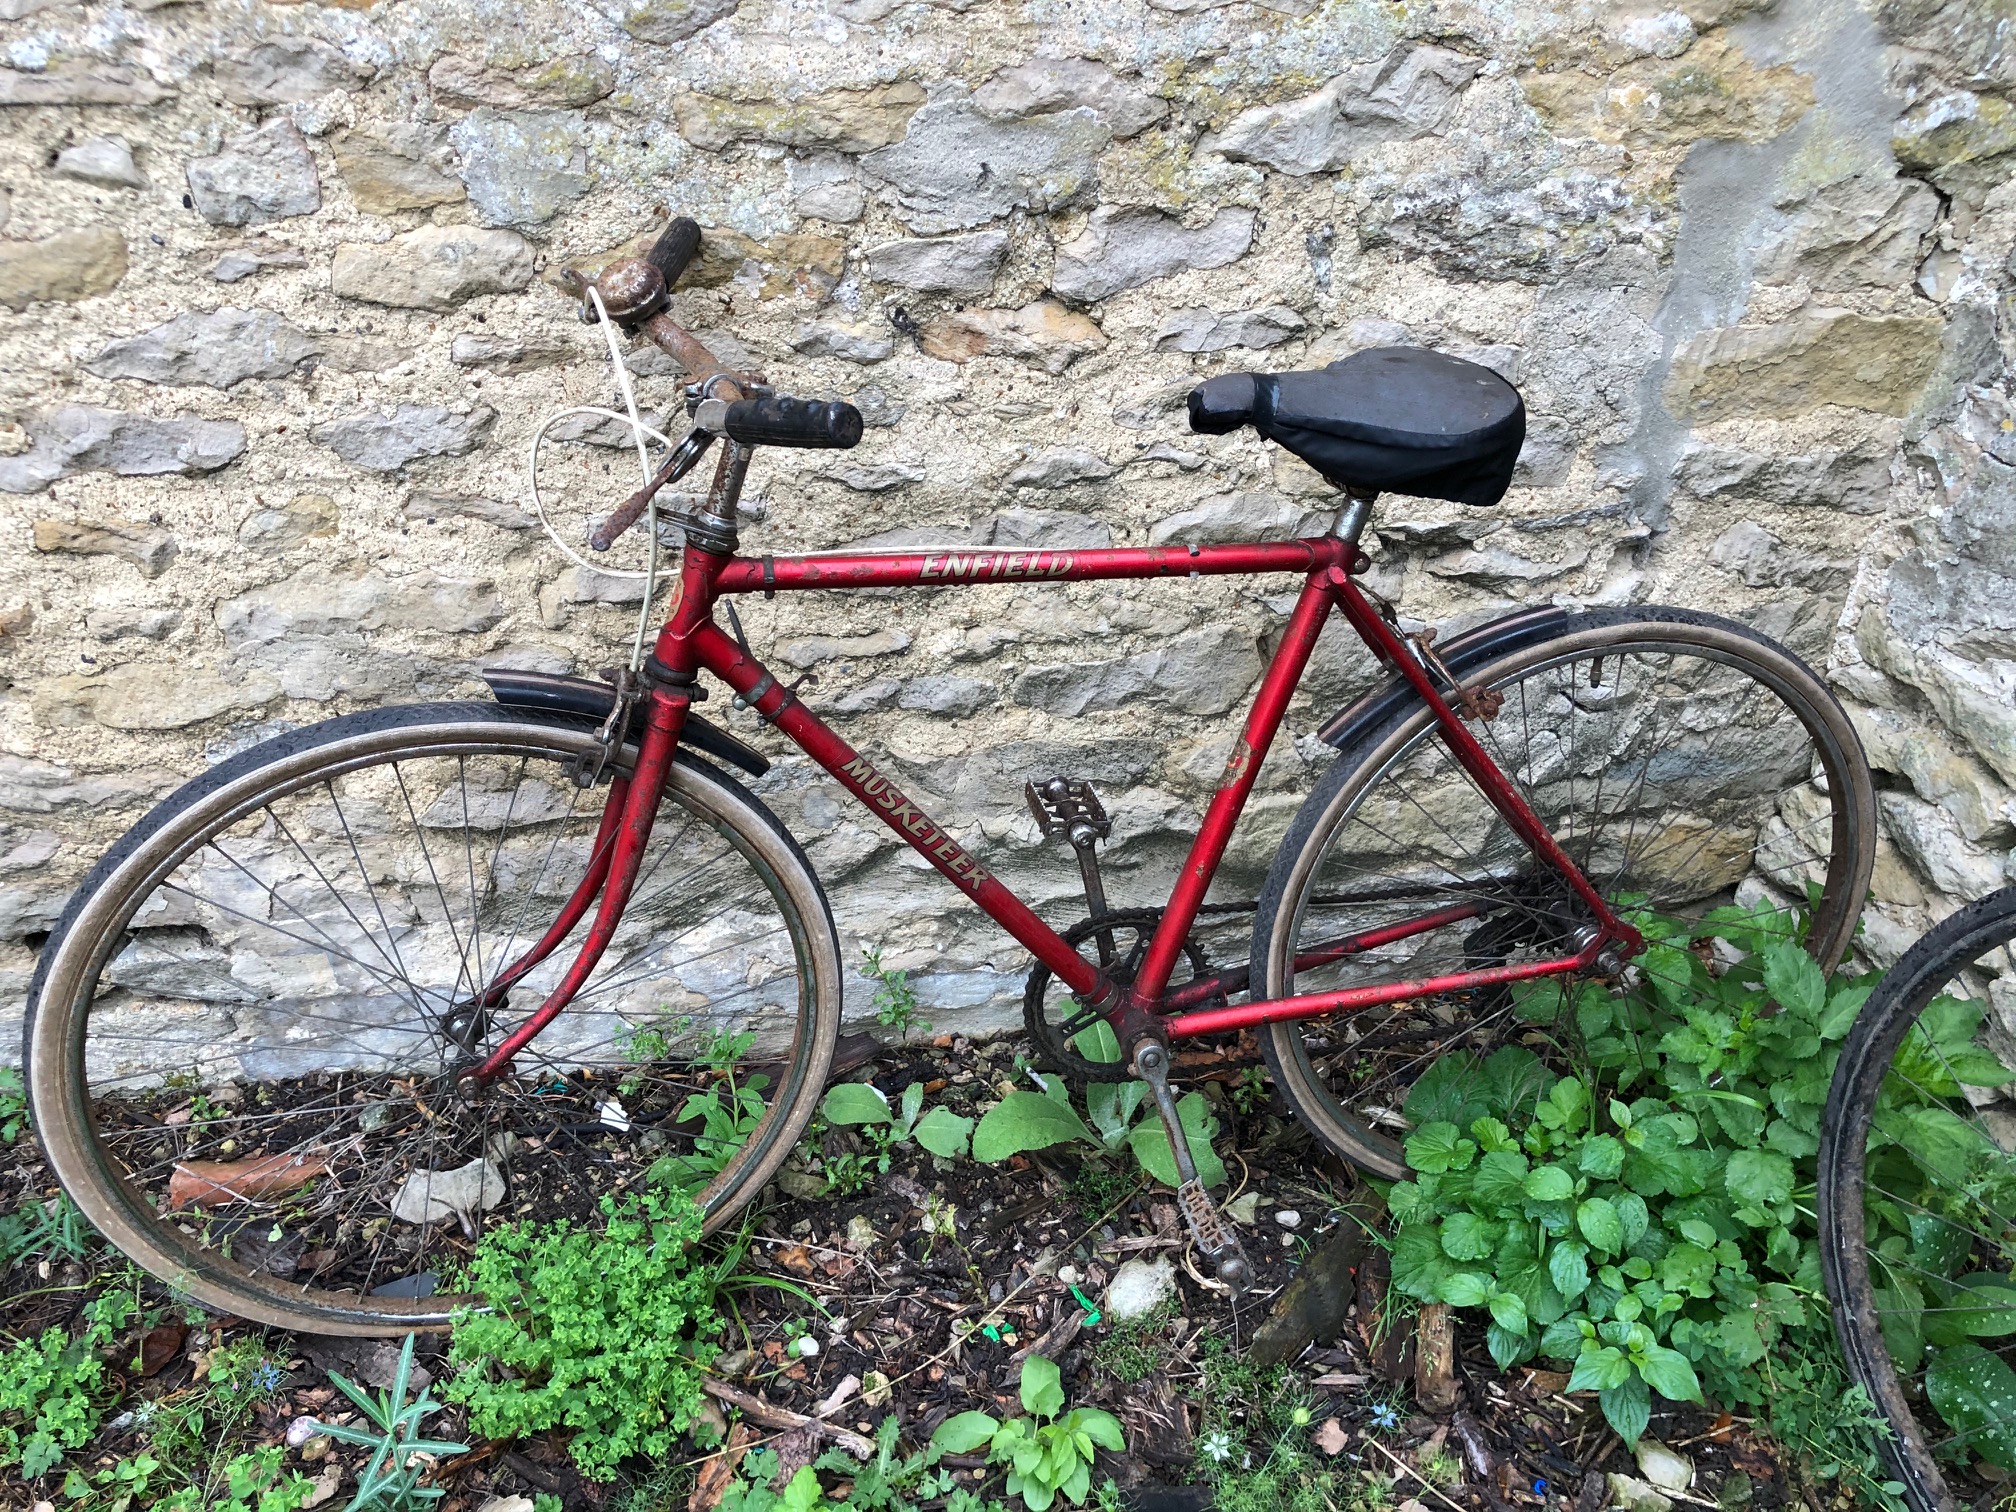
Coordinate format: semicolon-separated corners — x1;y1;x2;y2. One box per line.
25;701;842;1335
1250;606;1876;1178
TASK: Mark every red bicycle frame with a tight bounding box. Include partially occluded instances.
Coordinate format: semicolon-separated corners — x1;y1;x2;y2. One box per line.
472;514;1642;1080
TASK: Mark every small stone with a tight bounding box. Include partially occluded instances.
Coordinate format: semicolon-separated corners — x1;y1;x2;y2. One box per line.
476;1498;535;1512
0;406;244;495
792;321;894;364
1154;305;1306;352
86;309;321;389
861;99;1108;233
450;332;573;373
1634;1443;1692;1494
297;1436;333;1464
825;462;926;493
187;119;320;227
677;81;925;153
389;1157;505;1224
794;1335;820;1358
920;300;1107;374
591;0;738;45
0;64;169;106
405;490;538;530
1102;1257;1176;1322
898;676;992;716
778;629;911;669
973;57;1166;139
87;607;179;641
240;494;339;550
311;405;497;472
862;1369;892;1407
428;53;616;110
450;108;590;228
845;1214;878;1251
32;517;177;577
1052;206;1255;302
284;1415;320;1448
0;227;127;312
862;230;1010;298
330;225;534;311
1057;1264;1081;1286
1204;46;1480;174
788;153;865;223
209;244;305;283
52;136;144;189
1274;1208;1301;1229
713;1347;756;1377
332;132;465;215
212;39;373;105
1608;1475;1674;1512
1006;449;1114;489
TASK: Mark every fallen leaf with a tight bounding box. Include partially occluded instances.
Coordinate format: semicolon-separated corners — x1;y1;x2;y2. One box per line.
1310;1372;1366;1388
138;1322;187;1377
476;1499;535;1512
1314;1418;1350;1456
689;1423;756;1512
1520;1367;1571;1396
168;1153;329;1211
302;1463;343;1510
776;1244;815;1278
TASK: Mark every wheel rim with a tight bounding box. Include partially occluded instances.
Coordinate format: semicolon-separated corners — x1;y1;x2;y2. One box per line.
1823;903;2016;1512
30;717;830;1330
1267;624;1871;1177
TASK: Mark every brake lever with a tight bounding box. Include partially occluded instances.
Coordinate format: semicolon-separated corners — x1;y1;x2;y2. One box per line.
588;428;716;552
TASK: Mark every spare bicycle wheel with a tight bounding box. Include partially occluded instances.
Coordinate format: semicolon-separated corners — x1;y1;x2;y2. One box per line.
1821;887;2016;1512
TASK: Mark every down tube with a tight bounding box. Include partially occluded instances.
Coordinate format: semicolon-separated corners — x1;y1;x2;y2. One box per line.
1131;571;1339;1005
690;622;1110;1005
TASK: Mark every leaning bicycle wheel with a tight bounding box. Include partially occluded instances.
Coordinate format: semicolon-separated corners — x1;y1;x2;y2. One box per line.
1820;888;2016;1512
1251;606;1876;1178
26;701;841;1335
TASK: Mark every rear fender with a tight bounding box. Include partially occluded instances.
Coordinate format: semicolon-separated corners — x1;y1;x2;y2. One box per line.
1315;603;1570;754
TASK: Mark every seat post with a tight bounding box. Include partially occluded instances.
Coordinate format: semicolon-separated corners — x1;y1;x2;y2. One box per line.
1333;486;1376;546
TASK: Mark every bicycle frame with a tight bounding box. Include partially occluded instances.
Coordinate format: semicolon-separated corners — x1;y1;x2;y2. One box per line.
472;497;1644;1081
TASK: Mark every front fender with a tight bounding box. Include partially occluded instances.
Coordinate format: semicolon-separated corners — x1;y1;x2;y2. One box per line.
1314;603;1570;754
482;668;770;778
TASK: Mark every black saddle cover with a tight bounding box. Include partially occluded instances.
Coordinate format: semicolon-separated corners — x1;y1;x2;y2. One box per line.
1188;346;1526;508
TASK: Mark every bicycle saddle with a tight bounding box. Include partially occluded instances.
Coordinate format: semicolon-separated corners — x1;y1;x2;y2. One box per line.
1187;346;1525;507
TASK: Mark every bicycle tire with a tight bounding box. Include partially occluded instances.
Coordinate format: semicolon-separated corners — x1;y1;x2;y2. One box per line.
26;701;842;1335
1251;605;1877;1179
1819;887;2016;1512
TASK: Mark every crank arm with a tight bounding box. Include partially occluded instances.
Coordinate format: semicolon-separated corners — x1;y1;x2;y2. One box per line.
1130;1040;1251;1291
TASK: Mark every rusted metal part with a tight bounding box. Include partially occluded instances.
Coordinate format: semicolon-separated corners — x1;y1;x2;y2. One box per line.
1412;625;1505;721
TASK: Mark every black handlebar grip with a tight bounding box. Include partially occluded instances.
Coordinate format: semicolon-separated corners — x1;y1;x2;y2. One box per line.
724;395;864;449
646;217;703;288
1187;373;1259;435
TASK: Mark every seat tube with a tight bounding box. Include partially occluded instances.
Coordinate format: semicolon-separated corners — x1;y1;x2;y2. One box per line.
1131;570;1339;1005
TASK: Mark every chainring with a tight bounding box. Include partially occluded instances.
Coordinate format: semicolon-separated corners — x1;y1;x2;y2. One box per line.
1023;909;1211;1087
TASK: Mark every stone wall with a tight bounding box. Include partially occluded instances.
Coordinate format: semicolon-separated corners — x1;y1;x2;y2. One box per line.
0;0;2010;1040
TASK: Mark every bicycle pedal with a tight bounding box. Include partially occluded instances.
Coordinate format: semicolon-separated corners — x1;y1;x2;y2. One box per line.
1025;777;1111;845
1177;1179;1252;1292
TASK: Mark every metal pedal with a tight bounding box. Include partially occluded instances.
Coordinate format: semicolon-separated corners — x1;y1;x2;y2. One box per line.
1027;778;1118;966
1130;1039;1251;1291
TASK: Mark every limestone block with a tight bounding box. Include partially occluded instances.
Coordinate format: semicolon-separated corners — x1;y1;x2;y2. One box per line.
973;57;1166;140
1149;491;1302;545
1519;35;1813;148
686;230;846;300
0;65;169;106
1880;790;2008;900
32;517;178;577
239;494;340;550
87;608;180;641
591;0;738;45
1205;46;1481;175
1672;441;1891;513
186;120;321;227
1006;449;1114;488
1355;161;1636;284
1051;206;1255;302
861;100;1109;233
0;227;126;312
210;245;306;283
987;508;1111;549
332;133;466;215
1152;305;1304;352
676;82;925;153
787;154;865;223
862;231;1009;297
0;756;172;814
311;405;497;472
1013;625;1262;717
449;332;573;372
792;321;895;364
211;39;374;105
404;491;538;531
52;137;145;190
329;225;533;310
1893;91;2016;201
428;53;616;110
0;406;244;494
450;109;590;228
1665;311;1945;422
1762;171;1937;292
778;629;912;669
920;301;1106;374
33;664;281;731
897;675;993;716
217;563;508;642
824;462;926;491
86;309;322;389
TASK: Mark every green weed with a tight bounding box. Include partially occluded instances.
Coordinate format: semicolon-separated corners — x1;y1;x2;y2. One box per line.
864;948;931;1041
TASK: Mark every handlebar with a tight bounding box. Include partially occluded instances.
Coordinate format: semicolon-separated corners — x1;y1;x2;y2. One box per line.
724;394;864;449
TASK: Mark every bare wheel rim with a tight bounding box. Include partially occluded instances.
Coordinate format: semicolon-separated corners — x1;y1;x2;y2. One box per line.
1256;613;1875;1179
26;706;839;1334
1820;890;2016;1512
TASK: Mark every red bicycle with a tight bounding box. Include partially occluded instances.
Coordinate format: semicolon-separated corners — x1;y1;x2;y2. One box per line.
26;220;1876;1334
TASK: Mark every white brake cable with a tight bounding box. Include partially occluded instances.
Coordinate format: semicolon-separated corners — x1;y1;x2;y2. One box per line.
526;284;678;675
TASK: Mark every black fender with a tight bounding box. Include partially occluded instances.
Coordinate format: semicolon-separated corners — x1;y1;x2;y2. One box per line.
482;668;770;778
1314;603;1570;754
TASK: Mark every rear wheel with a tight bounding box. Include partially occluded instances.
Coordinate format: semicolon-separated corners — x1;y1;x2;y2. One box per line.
1250;607;1876;1178
25;702;840;1334
1820;888;2016;1512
